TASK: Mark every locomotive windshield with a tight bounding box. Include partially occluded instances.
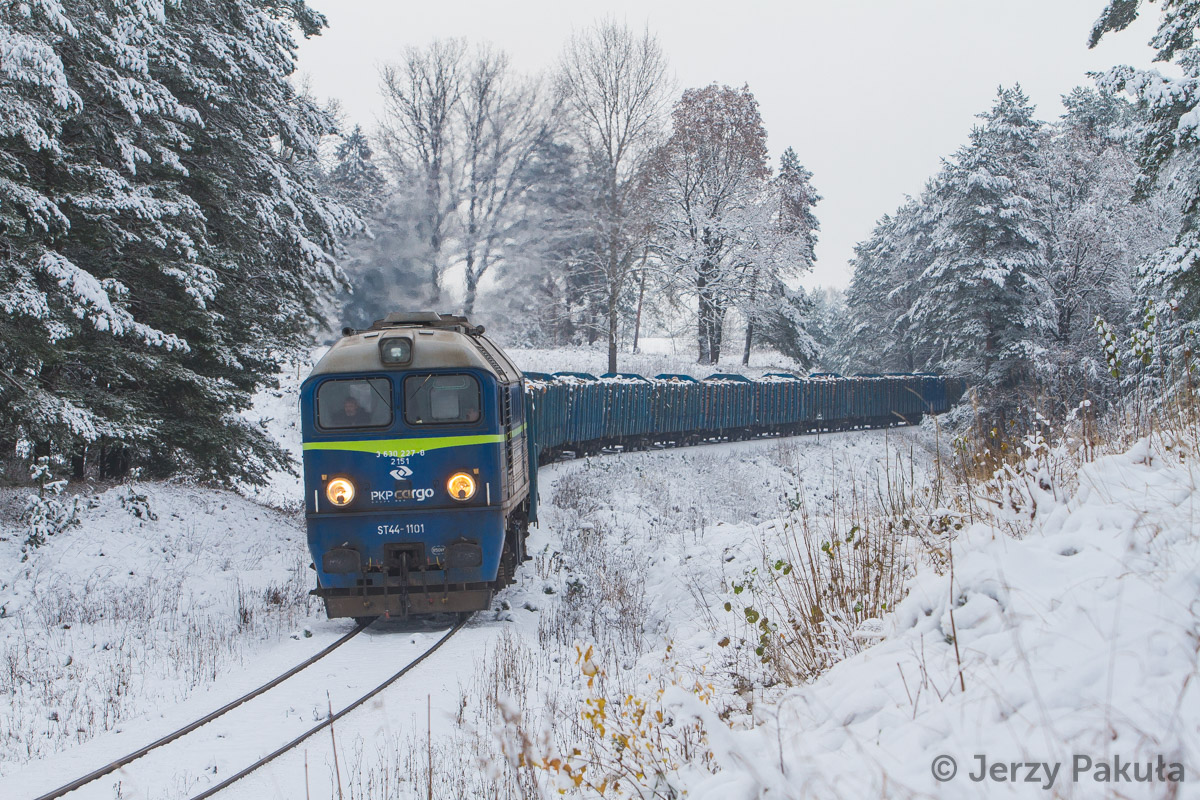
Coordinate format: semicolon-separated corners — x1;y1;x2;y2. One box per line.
317;377;393;429
404;374;481;424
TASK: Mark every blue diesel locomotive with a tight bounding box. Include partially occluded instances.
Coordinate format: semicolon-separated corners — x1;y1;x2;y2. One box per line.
301;313;531;622
302;312;964;621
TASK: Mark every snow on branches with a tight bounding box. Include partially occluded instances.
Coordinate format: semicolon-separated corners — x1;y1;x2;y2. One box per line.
0;0;360;482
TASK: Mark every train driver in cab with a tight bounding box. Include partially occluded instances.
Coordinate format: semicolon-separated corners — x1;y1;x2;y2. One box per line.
343;395;366;426
332;394;374;427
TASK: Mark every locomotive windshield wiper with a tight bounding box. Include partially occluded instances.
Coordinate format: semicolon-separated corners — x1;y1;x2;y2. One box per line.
405;374;433;406
367;378;390;409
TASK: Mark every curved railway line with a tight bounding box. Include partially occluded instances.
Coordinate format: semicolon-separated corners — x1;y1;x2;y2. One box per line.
30;618;465;800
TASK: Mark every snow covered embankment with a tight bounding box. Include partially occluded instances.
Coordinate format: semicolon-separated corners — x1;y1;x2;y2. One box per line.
0;483;322;774
671;439;1200;798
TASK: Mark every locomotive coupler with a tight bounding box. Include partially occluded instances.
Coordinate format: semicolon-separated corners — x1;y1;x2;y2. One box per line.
392;552;411;619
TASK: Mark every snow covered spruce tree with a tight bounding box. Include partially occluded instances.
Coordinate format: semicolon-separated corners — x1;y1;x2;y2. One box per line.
909;86;1054;419
325;124;431;330
843;194;938;374
328;125;387;216
843;88;1169;413
0;0;359;482
1091;1;1200;340
740;146;821;366
805;286;850;369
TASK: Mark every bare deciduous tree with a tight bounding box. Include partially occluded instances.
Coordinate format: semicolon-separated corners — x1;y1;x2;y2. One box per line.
379;40;558;314
460;47;560;315
557;19;670;373
380;39;467;304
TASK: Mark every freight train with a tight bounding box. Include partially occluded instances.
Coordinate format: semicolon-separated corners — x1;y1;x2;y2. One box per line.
300;313;963;622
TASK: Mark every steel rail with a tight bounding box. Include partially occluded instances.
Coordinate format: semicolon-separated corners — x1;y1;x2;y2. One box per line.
187;618;465;800
32;622;369;800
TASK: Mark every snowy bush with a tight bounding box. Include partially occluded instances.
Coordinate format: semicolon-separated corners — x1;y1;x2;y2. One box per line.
502;644;719;799
720;449;936;683
117;477;156;521
21;457;78;549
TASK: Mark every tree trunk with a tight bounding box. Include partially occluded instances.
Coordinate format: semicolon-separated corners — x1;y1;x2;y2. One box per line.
428;251;441;306
697;285;712;364
607;301;619;373
711;306;725;364
742;270;759;367
606;190;621;373
463;268;478;316
462;235;478;315
604;172;624;371
427;168;442;305
632;252;648;354
99;445;130;479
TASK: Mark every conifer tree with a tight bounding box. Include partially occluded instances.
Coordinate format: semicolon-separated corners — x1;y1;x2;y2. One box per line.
909;86;1053;413
0;0;359;482
741;146;821;365
1092;1;1200;324
843;191;937;374
329;125;386;215
326;125;427;330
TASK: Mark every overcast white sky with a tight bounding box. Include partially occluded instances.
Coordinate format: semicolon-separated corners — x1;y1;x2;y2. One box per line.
295;0;1163;290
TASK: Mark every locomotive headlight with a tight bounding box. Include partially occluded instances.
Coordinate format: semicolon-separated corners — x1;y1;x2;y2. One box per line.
447;472;477;501
326;477;356;507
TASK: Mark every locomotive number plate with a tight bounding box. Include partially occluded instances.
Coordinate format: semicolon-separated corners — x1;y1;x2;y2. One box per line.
377;449;425;463
377;523;426;536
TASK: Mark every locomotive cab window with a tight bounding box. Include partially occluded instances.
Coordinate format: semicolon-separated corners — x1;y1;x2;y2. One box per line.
317;377;393;429
404;374;482;425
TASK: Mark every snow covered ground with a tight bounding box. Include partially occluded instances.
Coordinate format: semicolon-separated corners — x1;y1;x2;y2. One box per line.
650;437;1200;799
3;344;1198;799
0;483;322;774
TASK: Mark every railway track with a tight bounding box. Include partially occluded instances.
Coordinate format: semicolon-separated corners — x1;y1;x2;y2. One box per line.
30;618;465;800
